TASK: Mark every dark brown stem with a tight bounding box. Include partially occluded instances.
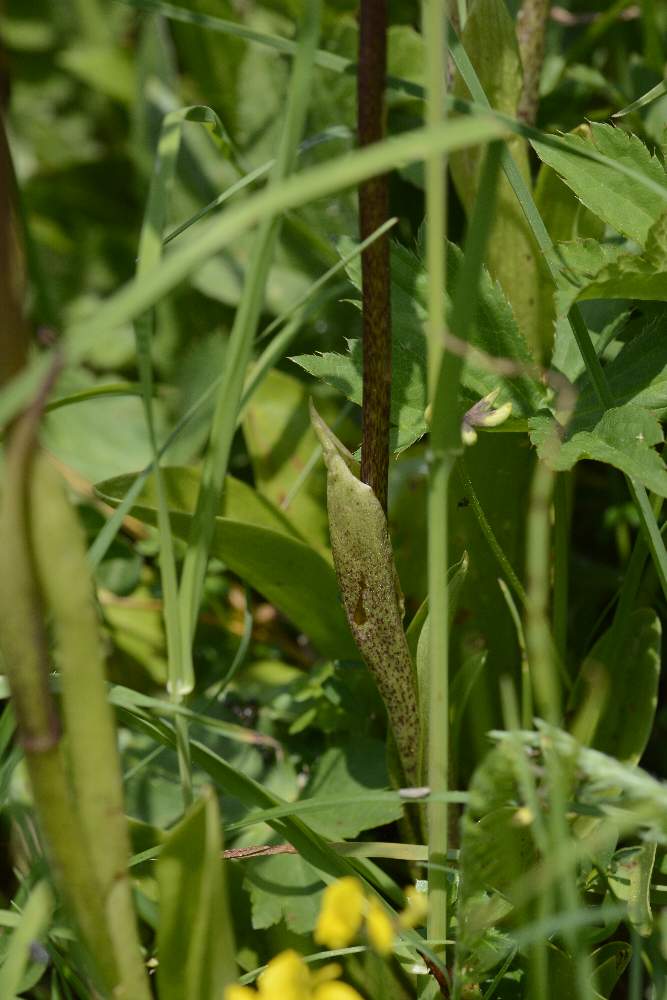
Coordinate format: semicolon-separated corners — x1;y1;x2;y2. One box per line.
358;0;391;513
516;0;551;124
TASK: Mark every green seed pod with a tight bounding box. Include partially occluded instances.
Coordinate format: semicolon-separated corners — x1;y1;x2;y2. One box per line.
310;402;420;785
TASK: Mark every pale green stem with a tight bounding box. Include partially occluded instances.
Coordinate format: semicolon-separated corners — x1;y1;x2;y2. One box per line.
457;458;527;606
552;472;570;665
422;0;449;969
524;460;560;723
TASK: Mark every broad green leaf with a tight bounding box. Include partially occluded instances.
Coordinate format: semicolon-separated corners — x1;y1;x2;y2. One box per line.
534;136;605;245
294;240;545;452
575;317;667;422
156;788;236;1000
302;738;403;839
532;123;667;247
243;737;403;933
568;608;661;764
95;470;357;659
310;405;420;783
121;710;430;953
608;844;657;937
245;851;324;934
243;369;330;552
43;370;170;483
529;405;667;496
97;466;306;542
554;212;667;319
450;0;551;357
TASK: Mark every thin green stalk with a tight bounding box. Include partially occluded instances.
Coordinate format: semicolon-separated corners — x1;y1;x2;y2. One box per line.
133;106;225;804
457;457;527;606
176;0;322;678
358;0;392;512
422;0;450;967
552;472;570;664
498;581;532;728
525;460;560;722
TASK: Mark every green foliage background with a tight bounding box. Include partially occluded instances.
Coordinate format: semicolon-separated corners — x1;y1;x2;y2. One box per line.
1;0;667;997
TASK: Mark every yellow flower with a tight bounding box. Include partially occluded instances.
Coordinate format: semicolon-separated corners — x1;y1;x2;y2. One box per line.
366;898;395;956
398;886;429;929
315;984;365;1000
224;988;256;1000
314;877;365;949
224;950;364;1000
258;949;311;1000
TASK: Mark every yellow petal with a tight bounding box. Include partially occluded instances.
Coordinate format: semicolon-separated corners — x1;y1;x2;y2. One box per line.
398;886;429;929
224;987;257;1000
311;963;343;985
314;983;365;1000
314;878;365;949
366;898;395;956
257;949;311;1000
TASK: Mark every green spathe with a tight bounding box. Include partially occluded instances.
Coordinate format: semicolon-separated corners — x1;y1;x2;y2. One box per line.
310;402;420;785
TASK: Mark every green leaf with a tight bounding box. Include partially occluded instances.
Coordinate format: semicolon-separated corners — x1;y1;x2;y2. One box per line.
532;123;667;247
156;788;236;1000
613;79;667;119
534;147;605;246
245;851;324;934
554;212;667;319
243;369;330;552
591;940;632;997
568;608;661;764
95;469;357;659
43;370;169;483
97;466;306;542
529;405;667;496
608;843;657;937
294;240;545;452
562;313;667;425
302;738;403;839
243;737;403;934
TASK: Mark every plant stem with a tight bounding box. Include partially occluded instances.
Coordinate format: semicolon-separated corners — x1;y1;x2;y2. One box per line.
358;0;391;513
552;472;570;664
516;0;551;124
457;457;527;606
422;0;449;969
525;460;560;723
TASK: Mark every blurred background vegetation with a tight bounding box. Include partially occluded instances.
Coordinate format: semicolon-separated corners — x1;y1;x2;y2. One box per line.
2;0;667;994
